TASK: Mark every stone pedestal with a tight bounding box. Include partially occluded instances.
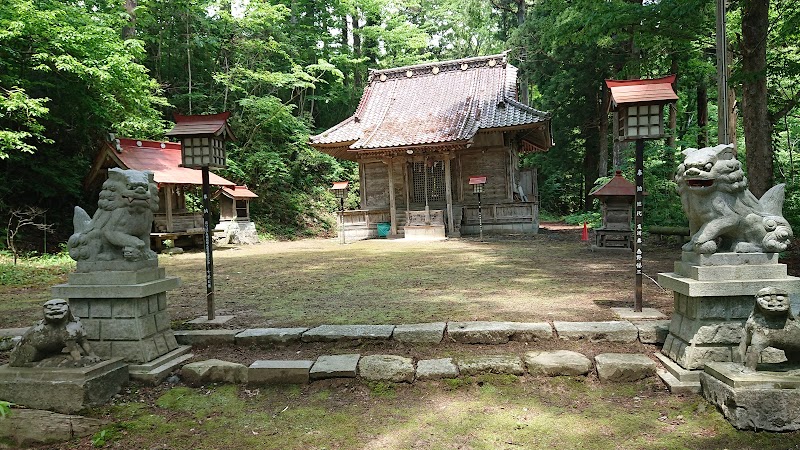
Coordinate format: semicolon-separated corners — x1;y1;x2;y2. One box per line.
51;262;181;364
701;362;800;431
658;252;800;370
0;358;128;414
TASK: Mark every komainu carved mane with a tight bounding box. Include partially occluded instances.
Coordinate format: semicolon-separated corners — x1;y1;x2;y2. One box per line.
68;168;159;262
675;144;792;254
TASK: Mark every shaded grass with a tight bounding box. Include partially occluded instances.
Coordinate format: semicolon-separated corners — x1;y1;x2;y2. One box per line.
0;253;74;327
79;377;800;450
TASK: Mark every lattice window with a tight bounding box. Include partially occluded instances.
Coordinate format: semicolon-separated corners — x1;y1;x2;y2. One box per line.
411;161;445;203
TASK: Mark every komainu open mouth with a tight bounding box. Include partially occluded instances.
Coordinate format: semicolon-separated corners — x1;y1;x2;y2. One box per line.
687;179;713;188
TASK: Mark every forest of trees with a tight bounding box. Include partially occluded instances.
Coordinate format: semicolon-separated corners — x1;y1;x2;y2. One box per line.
1;0;799;248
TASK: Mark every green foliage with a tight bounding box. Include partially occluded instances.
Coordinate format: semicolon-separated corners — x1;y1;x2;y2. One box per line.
0;401;12;419
91;428;113;447
563;211;601;229
0;250;74;287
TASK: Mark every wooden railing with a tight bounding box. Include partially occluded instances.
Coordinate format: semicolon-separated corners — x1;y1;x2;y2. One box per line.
153;212;203;233
461;202;538;225
339;209;391;228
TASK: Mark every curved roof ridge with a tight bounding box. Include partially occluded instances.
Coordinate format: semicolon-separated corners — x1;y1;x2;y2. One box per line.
369;52;509;78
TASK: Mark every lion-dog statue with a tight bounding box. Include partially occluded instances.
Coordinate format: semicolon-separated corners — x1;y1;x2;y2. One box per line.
68;168;159;262
739;287;800;370
676;144;792;254
9;299;101;367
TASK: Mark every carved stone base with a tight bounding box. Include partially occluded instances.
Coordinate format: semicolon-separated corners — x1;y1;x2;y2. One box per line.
659;252;800;370
0;358;128;414
701;362;800;431
52;267;181;364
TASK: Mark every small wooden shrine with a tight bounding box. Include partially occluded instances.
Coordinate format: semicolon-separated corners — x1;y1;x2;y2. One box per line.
310;53;553;240
213;185;260;244
589;171;637;251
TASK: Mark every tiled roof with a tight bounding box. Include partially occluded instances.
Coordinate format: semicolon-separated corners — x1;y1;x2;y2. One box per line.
110;138;236;186
217;185;258;199
590;171;636;197
310;53;551;155
606;75;677;107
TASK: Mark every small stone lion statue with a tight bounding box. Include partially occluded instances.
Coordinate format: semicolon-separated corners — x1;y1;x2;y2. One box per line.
676;144;793;254
68;168;159;262
9;299;101;367
739;287;800;370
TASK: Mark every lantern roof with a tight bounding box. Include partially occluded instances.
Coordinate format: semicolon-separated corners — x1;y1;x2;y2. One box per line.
331;181;349;190
590;171;642;197
605;75;677;110
166;112;236;140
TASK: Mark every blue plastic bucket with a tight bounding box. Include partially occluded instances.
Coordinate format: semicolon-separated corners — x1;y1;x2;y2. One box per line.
376;222;391;238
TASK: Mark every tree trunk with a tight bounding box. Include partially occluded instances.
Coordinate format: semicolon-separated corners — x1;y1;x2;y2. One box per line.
583;131;600;211
741;0;772;197
598;87;609;177
697;84;708;147
353;12;363;87
516;0;529;104
123;0;137;39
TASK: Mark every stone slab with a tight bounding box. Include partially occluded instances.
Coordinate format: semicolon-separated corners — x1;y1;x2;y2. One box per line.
524;350;592;377
447;321;552;344
235;328;308;345
392;323;446;344
654;352;700;383
301;325;394;342
128;346;193;385
657;272;800;298
75;259;158;273
674;262;788;281
187;315;236;325
595;353;656;382
703;362;800;389
701;370;800;431
610;308;667;320
554;321;638;343
67;267;166;285
310;354;360;380
181;359;248;386
0;358;128;414
681;252;778;266
415;358;459;380
0;327;30;338
633;320;670;344
657;369;701;395
358;355;415;383
248;360;313;384
0;409;106;447
52;276;180;299
457;355;525;376
174;329;242;346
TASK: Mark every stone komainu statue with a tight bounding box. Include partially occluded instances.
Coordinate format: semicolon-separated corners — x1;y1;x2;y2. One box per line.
9;299;100;367
68;168;159;262
676;144;793;254
739;287;800;370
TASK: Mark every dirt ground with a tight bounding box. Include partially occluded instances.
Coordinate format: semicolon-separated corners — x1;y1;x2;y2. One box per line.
156;223;681;330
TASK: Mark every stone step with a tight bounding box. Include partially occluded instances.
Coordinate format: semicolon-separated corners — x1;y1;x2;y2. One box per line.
653;352;701;394
129;346;193;384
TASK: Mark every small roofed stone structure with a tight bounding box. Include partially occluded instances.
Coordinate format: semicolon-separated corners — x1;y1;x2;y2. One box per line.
310;53;553;239
589;171;637;251
213;185;260;244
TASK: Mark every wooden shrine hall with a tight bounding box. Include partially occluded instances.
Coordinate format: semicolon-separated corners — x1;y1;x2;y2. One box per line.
310;53;553;239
